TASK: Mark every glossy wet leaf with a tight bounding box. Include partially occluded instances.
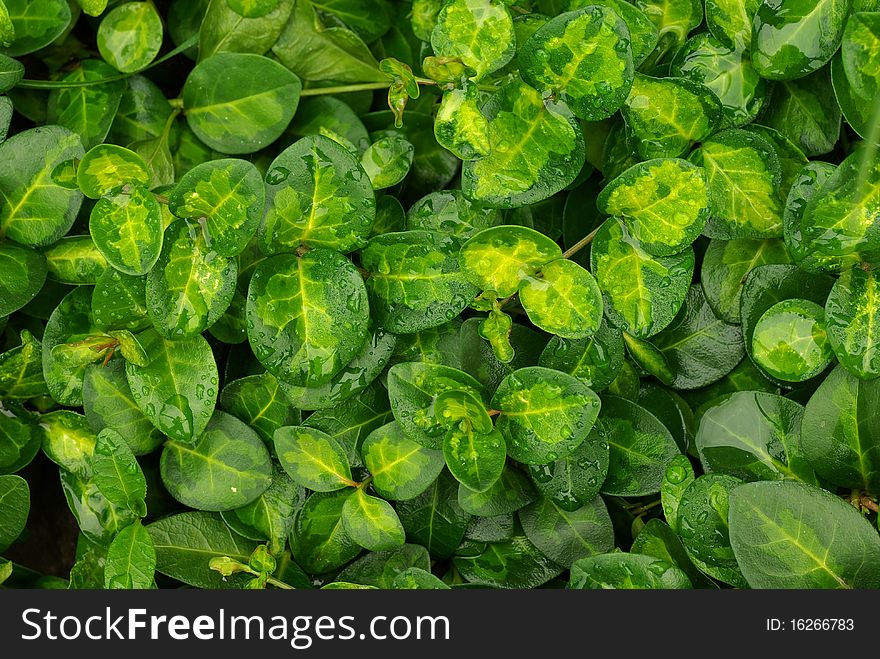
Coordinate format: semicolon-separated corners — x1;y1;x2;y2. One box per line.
519;495;613;568
146;220;237;339
98;1;163;73
406;190;501;240
705;0;760;48
691;129;783;239
397;471;470;559
83;361;164;455
752;298;833;382
461;80;585;208
453;533;564;588
443;425;505;493
0;126;84;247
598;158;708;256
361;136;414;190
147;511;258;588
47;60;125;151
342;488;405;551
651;286;744;390
92;428;147;517
246;249;369;387
622;74;721;159
824;268;880;379
801;365;880;492
77;145;151;200
259;135;375;254
89;184;163;276
430;0;515;81
569;552;691;589
0;242;48;316
91;268;150;332
0;330;48;400
219;372;301;444
183;53;301;154
334;544;430;588
660;454;695;531
492;366;600;464
362;231;478;333
0;54;24;92
761;68;841;157
290;489;361;574
729;480;880;588
0;474;29;551
458;465;536;516
519;259;603;339
520;6;634;122
591;218;695;338
387;361;485;449
60;469;138;545
697;391;817;482
433;84;491;161
362;421;445;500
199;0;293;60
751;0;849;80
169;158;264;257
599;395;681;496
125;329;218;444
160;411;272;511
274;425;354;491
2;0;71;56
527;431;610;512
104;520;155;589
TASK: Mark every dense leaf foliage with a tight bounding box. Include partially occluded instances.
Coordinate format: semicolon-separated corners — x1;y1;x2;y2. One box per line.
0;0;879;592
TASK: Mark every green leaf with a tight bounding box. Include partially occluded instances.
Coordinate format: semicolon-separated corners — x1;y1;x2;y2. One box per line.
623;332;675;385
519;495;613;568
288;96;371;155
312;0;391;43
92;428;148;517
0;330;48;399
342;488;405;551
406;189;502;239
700;238;792;324
671;33;766;128
42;287;101;406
443;425;505;493
651;285;744;389
0;54;24;92
361;136;413;190
458;465;537;516
696;391;817;483
0;126;84;247
569;553;691;589
599;395;681;496
599;158;708;257
705;0;759;48
83;361;164;455
527;435;609;512
492;366;600;464
576;0;658;66
430;0;515;81
218;372;301;444
0;474;29;551
392;566;449;589
801;365;880;493
147;511;258;588
38;410;96;478
751;298;833;382
751;0;849;80
335;544;429;587
632;518;714;588
622;74;721;159
397;471;470;559
104;520;155;589
246;249;369;387
259;135;375;254
270;0;386;83
98;1;163;72
386;361;484;448
0;242;48;316
274;425;354;491
290;489;361;573
146;220;237;339
632;0;702;55
761;68;841;157
362;421;445;500
60;470;138;545
691;128;783;239
47;60;125;151
199;0;293;60
169;158;265;257
43;235;106;285
521;6;633;121
590;217;695;338
1;0;71;56
825;267;880;380
110;75;174;144
462;80;585;208
78;0;108;17
459;225;562;297
660;454;695;536
519;259;603;339
361;230;478;333
453;534;563;588
183;53;301;154
729;480;880;588
89;183;164;276
220;464;305;554
160;411;272;511
125;329;218;444
433;84;491;160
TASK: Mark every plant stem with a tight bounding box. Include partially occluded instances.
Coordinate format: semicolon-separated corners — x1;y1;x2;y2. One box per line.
628;499;662;516
300;81;392;97
267;576;295;590
561;226;600;260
